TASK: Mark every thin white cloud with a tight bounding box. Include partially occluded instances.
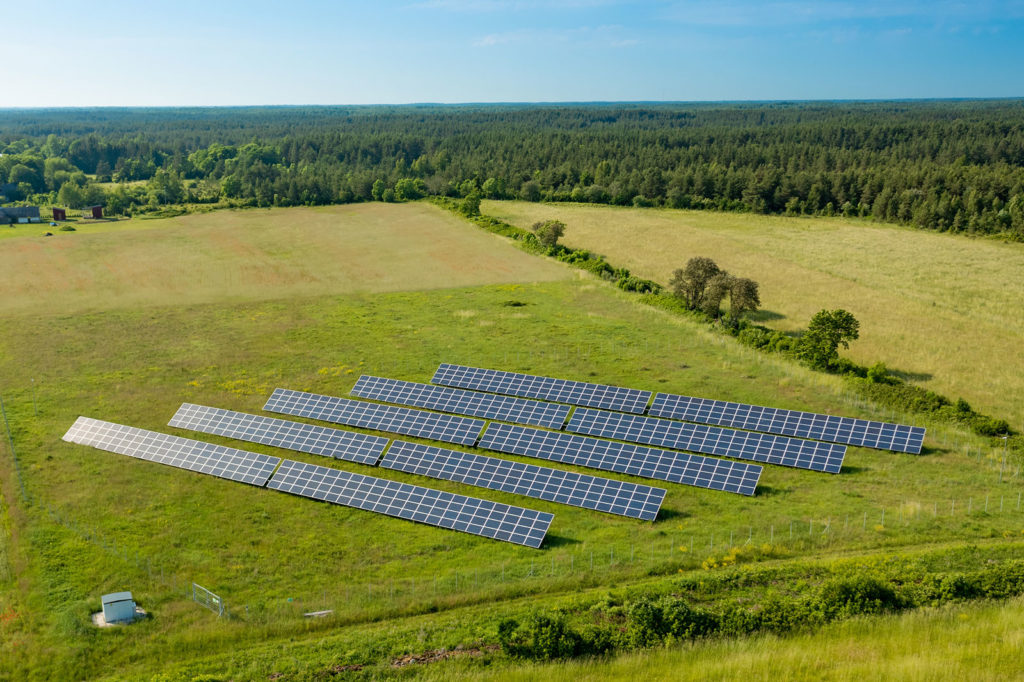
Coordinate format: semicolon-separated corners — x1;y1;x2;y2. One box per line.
472;24;639;47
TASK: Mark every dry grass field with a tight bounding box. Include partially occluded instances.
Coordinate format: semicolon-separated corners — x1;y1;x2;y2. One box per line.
485;201;1024;426
0;203;569;316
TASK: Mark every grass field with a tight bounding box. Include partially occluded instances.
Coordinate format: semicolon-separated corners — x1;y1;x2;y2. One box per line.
484;201;1024;427
0;203;569;316
0;202;1021;680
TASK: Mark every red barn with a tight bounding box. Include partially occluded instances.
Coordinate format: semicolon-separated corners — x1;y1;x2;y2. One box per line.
52;207;67;221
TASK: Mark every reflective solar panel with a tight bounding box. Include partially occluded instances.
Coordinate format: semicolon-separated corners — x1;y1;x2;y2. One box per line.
649;393;926;454
268;459;552;547
263;388;484;446
566;408;846;473
479;423;761;495
352;375;571;429
382;440;666;520
62;416;280;486
169;403;388;465
432;363;652;413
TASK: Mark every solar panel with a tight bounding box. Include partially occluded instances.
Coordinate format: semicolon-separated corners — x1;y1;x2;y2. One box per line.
263;388;484;446
351;375;571;429
479;423;761;495
168;403;388;465
566;408;846;473
649;393;926;454
62;416;280;486
432;364;652;413
382;440;666;520
267;459;552;547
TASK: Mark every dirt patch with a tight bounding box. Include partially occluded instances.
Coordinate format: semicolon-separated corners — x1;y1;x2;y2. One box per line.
390;644;498;668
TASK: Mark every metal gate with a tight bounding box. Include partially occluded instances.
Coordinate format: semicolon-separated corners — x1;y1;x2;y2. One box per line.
192;582;226;617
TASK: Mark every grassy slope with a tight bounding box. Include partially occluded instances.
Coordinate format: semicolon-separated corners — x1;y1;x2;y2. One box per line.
483;201;1024;426
0;203;569;315
0;203;1020;679
416;596;1024;682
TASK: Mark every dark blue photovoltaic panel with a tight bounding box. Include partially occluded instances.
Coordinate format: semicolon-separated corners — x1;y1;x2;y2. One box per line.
263;388;484;446
352;375;570;429
431;364;651;413
566;408;846;473
62;417;280;486
168;403;388;465
267;459;552;547
478;422;761;495
382;440;666;520
649;393;925;454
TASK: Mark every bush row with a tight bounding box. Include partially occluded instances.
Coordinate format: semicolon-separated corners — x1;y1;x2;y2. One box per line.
497;559;1024;660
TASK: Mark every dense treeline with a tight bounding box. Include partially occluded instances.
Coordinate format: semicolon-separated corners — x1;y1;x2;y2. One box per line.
1;101;1023;236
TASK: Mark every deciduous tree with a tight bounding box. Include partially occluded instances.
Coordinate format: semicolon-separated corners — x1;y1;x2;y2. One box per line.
797;309;860;370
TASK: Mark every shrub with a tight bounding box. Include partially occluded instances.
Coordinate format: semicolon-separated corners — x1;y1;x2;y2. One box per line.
817;575;902;619
497;613;582;660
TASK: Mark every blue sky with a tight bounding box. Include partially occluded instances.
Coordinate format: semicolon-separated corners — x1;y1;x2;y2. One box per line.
3;0;1023;105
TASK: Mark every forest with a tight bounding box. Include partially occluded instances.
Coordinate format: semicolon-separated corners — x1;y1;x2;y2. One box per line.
1;100;1023;237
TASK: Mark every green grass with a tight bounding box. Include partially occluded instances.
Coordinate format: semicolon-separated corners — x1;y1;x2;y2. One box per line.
0;203;1021;679
483;200;1024;427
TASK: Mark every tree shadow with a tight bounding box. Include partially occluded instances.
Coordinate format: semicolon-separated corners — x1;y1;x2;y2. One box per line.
748;309;786;323
890;369;934;382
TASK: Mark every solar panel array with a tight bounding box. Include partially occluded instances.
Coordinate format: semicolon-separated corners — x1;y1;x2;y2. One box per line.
479;422;761;495
168;403;388;465
432;363;652;414
352;375;571;429
263;388;484;446
62;417;280;486
649;393;925;454
567;409;846;473
268;459;552;547
382;440;666;520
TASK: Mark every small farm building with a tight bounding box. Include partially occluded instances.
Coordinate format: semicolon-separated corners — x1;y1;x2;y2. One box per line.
83;205;103;219
52;207;67;221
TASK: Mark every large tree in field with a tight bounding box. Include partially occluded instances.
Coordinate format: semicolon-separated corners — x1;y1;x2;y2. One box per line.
532;219;566;247
670;257;722;310
728;277;761;319
797;309;860;370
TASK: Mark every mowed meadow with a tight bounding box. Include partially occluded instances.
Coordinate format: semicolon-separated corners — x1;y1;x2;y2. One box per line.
484;201;1024;427
0;202;1021;680
0;203;569;316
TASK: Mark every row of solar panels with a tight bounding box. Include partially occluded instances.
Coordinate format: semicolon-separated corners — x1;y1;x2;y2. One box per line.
430;363;926;454
63;417;552;548
345;377;843;473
